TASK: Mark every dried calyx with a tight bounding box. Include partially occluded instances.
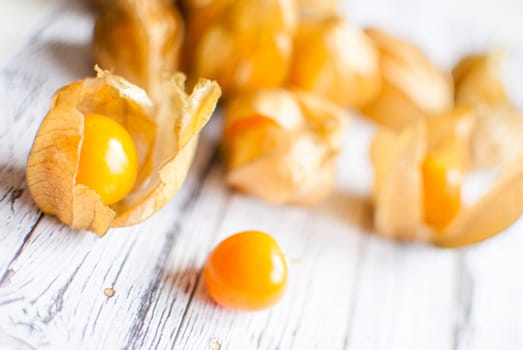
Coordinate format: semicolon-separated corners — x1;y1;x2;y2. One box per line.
288;15;381;109
27;67;221;235
297;0;340;16
453;51;510;107
93;0;184;100
371;106;523;247
189;0;297;96
222;89;348;205
363;28;454;129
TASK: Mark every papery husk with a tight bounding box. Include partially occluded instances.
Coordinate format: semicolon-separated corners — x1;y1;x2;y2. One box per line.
192;0;297;97
371;108;523;246
370;123;427;241
93;0;184;100
453;51;510;107
90;0;175;9
468;106;523;169
363;28;453;129
179;0;233;73
223;91;300;170
424;105;474;152
27;67;221;235
435;156;523;247
297;0;339;15
223;89;348;205
451;52;522;170
288;15;381;109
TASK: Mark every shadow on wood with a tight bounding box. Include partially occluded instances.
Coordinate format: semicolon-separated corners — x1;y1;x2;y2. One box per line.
316;191;374;234
165;266;216;308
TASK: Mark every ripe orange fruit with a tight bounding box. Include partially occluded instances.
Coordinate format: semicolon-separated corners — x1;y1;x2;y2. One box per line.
204;231;288;311
76;113;138;206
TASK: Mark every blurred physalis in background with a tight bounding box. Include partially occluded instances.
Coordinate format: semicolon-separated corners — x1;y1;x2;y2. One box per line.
288;15;381;110
93;0;184;100
88;0;523;247
362;28;454;129
222;89;348;205
188;0;297;97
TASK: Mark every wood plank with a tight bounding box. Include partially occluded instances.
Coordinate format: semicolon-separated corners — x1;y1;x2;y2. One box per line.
0;0;94;280
1;0;523;349
173;193;364;350
172;118;451;350
454;220;523;350
0;0;66;65
0;158;222;348
0;1;230;348
346;238;456;350
344;4;523;349
340;117;457;350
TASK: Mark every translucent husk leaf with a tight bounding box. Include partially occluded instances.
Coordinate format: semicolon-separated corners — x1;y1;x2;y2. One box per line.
113;74;221;226
363;28;453;129
370;123;427;241
227;138;337;205
288;15;381;109
89;0;175;10
453;51;510;107
26;101;118;234
192;0;297;97
297;0;340;15
424;105;474;153
224;89;304;130
93;0;184;100
468;106;523;169
224;89;348;205
27;68;221;236
371;108;523;246
435;156;523;247
180;0;233;73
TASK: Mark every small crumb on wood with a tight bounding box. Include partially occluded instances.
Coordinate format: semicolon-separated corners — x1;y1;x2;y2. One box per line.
104;288;115;297
210;340;221;350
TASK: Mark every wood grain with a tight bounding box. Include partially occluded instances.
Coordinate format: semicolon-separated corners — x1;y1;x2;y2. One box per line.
0;0;523;349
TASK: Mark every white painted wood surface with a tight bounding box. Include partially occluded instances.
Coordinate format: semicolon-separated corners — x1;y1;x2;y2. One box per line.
0;1;522;349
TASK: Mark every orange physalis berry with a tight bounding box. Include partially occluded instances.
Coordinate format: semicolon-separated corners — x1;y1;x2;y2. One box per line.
76;114;139;206
204;231;288;311
422;152;462;230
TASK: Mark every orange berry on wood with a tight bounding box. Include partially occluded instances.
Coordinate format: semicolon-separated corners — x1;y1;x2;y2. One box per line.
204;231;288;311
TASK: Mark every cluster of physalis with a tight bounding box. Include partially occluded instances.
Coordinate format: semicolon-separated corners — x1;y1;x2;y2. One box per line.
370;52;523;247
25;0;523;311
175;0;520;247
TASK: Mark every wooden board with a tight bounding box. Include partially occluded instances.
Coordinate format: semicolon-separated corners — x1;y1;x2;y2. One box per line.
1;1;523;349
